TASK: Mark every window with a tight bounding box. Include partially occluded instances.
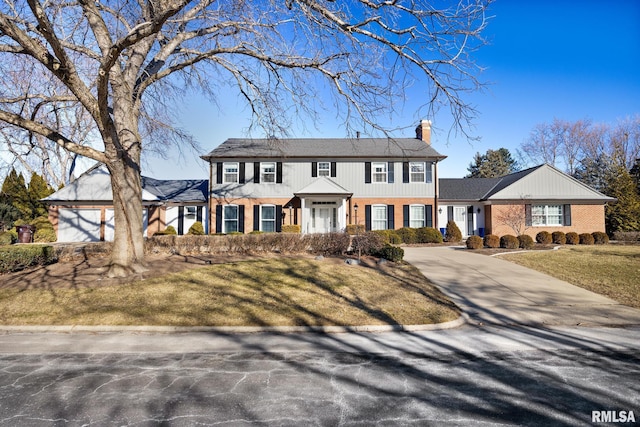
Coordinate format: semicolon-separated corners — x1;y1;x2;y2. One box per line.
317;162;331;177
372;205;387;230
261;162;276;183
223;162;239;183
410;205;425;228
532;205;563;226
372;162;387;183
409;162;425;183
185;206;197;218
261;205;276;232
223;205;238;233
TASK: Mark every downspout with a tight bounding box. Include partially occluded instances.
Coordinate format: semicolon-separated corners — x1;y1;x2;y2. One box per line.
434;160;439;230
208;159;213;234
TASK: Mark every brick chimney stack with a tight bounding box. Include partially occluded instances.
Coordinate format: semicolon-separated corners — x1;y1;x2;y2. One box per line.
415;119;432;145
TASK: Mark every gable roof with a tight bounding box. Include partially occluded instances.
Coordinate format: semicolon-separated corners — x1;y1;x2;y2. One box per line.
43;164;208;204
294;177;353;196
440;164;615;202
201;137;446;160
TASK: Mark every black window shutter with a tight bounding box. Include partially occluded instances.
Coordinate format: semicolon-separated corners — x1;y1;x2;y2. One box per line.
239;162;246;184
426;162;433;183
178;206;184;235
312;162;317;177
331;162;337;177
387;205;395;229
276;162;283;183
216;162;223;184
253;162;260;183
447;206;454;222
563;204;572;226
215;205;222;233
276;206;283;232
238;205;245;233
426;205;433;228
365;205;372;231
196;206;203;223
365;162;371;184
403;205;410;227
388;162;394;183
525;204;532;226
253;205;260;231
403;162;409;183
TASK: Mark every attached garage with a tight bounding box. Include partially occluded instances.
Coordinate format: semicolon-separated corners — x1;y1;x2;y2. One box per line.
57;208;101;242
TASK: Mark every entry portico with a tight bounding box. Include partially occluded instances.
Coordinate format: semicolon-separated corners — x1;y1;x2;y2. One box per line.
294;177;352;234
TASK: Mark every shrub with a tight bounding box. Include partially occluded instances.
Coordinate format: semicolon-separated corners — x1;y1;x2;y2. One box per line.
281;224;301;233
154;225;178;236
0;245;57;273
592;231;609;245
612;231;640;242
351;232;386;256
579;233;595;245
34;228;57;243
0;231;15;245
187;221;205;235
345;224;365;235
552;231;566;245
535;231;552;244
371;230;401;245
445;220;462;243
500;235;519;249
396;227;417;244
466;235;483;249
306;232;351;255
415;227;443;244
518;234;535;250
483;234;500;248
566;232;579;245
376;244;404;262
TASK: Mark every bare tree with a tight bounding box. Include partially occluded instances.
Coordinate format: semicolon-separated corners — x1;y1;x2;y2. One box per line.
0;0;490;276
495;198;530;236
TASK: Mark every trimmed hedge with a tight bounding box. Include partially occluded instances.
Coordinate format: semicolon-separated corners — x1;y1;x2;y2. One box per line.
0;245;57;273
0;231;15;245
445;220;462;243
579;233;595;245
187;221;205;235
566;232;579;245
612;231;640;242
536;231;552;244
592;231;609;245
376;244;404;262
500;235;519;249
466;235;483;249
281;224;301;233
518;234;535;249
415;227;443;244
352;232;386;256
552;231;566;245
154;225;177;236
483;234;500;248
396;227;417;244
345;224;365;235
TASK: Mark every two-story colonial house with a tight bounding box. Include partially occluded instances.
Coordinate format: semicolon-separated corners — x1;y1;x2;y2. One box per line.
201;120;446;234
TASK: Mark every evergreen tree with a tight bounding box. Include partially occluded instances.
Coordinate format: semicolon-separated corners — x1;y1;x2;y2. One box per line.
604;166;640;233
27;173;54;218
630;158;640;196
1;168;31;219
466;148;519;178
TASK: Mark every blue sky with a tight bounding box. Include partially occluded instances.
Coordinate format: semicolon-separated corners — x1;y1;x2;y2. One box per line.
145;0;640;180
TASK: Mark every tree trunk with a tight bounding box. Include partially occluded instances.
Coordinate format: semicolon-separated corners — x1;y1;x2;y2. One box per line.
106;155;146;278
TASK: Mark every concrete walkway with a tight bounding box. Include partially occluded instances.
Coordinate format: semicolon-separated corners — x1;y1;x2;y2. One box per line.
403;246;640;327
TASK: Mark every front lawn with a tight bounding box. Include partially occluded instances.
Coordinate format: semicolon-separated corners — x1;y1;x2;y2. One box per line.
500;245;640;308
0;256;459;327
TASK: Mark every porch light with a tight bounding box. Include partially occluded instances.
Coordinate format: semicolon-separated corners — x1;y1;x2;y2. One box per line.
438;207;442;214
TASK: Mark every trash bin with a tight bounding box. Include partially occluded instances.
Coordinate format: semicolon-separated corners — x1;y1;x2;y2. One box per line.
478;227;485;238
15;225;36;243
439;227;446;237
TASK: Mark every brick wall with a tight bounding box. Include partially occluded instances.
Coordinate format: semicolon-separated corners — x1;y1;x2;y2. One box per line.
487;203;606;237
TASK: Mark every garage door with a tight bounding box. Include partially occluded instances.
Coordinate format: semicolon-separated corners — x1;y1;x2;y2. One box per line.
57;209;101;242
104;209;148;242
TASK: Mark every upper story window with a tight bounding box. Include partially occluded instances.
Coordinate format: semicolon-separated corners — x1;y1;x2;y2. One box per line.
223;162;239;183
372;162;387;183
409;162;425;183
318;162;331;177
532;205;563;226
261;162;276;183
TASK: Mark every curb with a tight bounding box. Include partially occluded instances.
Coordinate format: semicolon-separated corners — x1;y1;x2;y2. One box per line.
0;314;467;334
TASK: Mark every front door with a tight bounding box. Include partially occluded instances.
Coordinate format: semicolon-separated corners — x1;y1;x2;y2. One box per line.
454;206;466;236
313;207;333;233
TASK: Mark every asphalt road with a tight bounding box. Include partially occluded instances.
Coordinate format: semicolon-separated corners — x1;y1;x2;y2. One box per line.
1;325;639;426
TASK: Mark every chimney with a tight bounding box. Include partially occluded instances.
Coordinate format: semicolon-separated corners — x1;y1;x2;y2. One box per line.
415;119;432;144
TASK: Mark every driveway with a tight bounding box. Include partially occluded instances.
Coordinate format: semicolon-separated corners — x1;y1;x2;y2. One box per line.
403;246;640;327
